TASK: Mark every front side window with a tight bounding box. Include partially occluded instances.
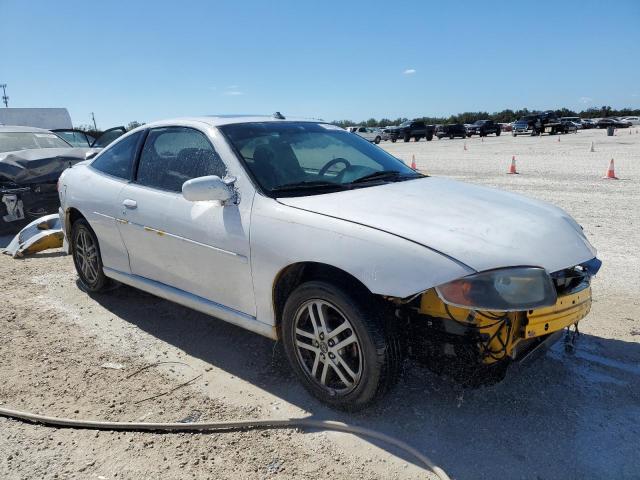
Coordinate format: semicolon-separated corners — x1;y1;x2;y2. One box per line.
91;131;143;179
136;127;227;193
221;122;421;197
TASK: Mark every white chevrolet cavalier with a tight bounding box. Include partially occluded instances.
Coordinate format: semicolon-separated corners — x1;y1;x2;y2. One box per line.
58;115;600;409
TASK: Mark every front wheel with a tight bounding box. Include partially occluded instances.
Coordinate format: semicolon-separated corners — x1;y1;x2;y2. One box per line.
391;138;397;143
71;219;111;293
281;281;402;410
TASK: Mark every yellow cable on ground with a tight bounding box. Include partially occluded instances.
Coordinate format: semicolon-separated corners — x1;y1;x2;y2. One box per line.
0;406;451;480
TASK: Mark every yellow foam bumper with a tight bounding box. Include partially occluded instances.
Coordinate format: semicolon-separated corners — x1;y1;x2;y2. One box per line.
419;286;592;364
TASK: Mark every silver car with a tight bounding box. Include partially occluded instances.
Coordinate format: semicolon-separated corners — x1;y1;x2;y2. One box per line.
58;114;600;410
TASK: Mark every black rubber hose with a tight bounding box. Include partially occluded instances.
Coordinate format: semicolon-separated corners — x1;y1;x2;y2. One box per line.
0;406;451;480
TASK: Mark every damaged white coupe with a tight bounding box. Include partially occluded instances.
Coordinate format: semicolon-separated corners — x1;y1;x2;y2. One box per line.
57;115;600;410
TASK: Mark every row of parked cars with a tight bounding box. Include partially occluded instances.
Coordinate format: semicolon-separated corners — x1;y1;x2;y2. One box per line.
347;113;640;144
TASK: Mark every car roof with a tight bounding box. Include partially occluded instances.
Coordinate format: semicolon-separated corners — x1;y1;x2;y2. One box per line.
0;124;55;133
138;115;325;130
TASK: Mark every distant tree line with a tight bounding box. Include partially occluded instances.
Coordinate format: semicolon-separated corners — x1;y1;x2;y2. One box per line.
332;106;640;127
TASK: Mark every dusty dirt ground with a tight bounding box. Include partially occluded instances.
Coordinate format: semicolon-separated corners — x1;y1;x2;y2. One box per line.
1;127;639;479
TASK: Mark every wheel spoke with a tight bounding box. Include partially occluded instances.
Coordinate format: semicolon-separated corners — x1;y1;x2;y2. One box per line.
295;328;315;340
307;302;327;333
320;360;330;385
335;355;359;381
295;340;319;354
326;320;349;340
333;333;357;352
329;360;353;388
310;353;321;377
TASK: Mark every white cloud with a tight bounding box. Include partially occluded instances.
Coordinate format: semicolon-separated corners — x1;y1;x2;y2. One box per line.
224;85;243;96
579;96;593;104
403;68;416;75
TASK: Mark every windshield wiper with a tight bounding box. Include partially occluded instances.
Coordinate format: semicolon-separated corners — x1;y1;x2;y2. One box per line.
271;180;347;193
350;170;423;184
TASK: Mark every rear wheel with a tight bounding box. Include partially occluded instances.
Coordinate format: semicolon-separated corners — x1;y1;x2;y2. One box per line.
391;138;397;143
426;132;433;141
403;134;410;142
496;129;501;136
374;136;381;144
71;219;111;293
282;281;402;410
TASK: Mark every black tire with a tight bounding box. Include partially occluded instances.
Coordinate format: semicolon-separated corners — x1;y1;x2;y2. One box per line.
496;129;501;136
391;138;396;143
281;281;402;410
403;134;410;142
374;136;381;144
71;219;111;293
449;134;454;140
426;133;433;141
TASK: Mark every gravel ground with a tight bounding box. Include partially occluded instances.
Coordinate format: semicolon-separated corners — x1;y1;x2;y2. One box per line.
1;127;639;479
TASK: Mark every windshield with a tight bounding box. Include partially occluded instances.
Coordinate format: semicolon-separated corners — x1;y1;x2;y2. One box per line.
220;122;421;196
0;132;71;153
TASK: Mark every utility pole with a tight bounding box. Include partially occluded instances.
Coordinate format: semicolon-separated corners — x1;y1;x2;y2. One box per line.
0;84;8;108
91;112;97;130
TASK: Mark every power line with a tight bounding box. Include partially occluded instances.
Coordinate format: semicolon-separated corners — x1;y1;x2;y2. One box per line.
0;84;8;108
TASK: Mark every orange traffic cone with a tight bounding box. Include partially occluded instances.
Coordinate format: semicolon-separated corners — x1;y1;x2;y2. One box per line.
507;155;518;174
603;159;618;180
463;142;467;151
589;141;595;152
411;155;417;170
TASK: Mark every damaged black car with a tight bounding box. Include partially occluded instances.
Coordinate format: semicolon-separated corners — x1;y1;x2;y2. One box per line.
0;125;122;234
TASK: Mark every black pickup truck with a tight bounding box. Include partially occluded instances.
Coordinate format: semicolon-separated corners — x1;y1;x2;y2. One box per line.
465;119;501;137
387;120;434;142
512;111;565;136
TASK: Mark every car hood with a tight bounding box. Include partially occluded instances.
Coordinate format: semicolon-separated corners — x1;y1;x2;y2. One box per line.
0;147;89;185
277;177;596;273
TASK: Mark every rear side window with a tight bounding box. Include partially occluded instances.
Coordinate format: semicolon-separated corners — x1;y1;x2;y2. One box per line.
136;127;227;193
91;131;143;179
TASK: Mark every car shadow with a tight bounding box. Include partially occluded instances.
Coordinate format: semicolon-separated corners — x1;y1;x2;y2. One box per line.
88;284;640;479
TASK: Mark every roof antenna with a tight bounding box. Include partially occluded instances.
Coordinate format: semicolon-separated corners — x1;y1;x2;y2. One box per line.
273;112;285;120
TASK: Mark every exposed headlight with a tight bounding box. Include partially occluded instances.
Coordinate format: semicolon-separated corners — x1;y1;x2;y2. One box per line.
435;267;557;311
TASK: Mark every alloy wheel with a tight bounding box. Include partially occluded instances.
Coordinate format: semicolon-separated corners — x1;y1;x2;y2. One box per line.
74;228;99;285
293;299;363;395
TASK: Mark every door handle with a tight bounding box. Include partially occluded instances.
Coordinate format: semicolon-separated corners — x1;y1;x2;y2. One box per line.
122;199;137;209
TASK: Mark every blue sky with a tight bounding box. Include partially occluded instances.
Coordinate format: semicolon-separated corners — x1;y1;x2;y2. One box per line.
2;0;639;128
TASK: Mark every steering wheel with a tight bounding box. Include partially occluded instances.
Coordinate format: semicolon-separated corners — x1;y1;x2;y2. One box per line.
318;158;351;177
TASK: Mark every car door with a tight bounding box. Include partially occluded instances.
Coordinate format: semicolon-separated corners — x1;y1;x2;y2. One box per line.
115;126;255;316
83;130;146;274
91;126;127;148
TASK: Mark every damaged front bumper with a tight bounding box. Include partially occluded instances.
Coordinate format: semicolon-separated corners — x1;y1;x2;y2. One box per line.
2;214;64;258
404;260;599;375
